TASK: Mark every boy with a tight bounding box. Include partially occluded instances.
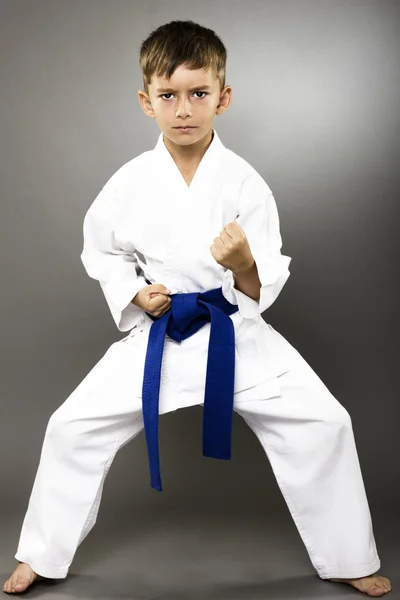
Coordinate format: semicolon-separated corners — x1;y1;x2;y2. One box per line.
3;19;391;596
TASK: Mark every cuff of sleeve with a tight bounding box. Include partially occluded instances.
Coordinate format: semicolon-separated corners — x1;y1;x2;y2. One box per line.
221;269;261;319
101;276;148;332
255;254;292;286
256;254;292;314
221;254;292;319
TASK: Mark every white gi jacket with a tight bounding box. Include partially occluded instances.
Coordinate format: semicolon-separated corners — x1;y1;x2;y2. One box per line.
81;129;293;414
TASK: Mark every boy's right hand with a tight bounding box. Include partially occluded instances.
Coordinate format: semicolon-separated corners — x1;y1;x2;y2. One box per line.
131;284;172;318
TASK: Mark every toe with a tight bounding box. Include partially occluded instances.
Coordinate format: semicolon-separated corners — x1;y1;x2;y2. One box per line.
379;577;391;593
13;578;31;593
375;583;390;596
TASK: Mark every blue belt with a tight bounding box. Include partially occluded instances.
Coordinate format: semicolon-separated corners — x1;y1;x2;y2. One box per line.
142;281;239;491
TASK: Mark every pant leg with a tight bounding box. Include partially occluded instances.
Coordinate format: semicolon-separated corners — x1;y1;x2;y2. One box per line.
233;328;381;580
14;337;146;579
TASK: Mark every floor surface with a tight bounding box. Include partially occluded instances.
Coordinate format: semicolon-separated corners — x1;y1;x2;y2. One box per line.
1;511;398;599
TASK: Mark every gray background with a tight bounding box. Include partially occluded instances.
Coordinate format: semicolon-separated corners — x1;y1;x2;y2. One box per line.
1;0;399;596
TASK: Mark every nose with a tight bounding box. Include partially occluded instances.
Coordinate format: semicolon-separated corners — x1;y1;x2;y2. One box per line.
175;97;192;118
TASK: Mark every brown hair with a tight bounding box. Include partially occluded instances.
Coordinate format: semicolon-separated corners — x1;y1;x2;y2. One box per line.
139;20;227;95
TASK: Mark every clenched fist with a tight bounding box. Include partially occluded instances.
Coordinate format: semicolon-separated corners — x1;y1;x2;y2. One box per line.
131;284;172;318
210;221;254;274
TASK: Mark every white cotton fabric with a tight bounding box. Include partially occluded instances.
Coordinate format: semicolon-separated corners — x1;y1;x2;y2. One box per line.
14;129;381;581
80;129;292;413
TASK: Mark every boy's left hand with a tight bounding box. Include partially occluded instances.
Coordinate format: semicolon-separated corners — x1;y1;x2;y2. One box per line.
210;221;254;274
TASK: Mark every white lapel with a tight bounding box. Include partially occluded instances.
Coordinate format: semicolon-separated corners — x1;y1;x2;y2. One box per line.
153;128;226;198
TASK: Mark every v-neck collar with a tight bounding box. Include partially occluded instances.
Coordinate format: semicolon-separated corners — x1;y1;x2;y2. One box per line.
154;128;226;194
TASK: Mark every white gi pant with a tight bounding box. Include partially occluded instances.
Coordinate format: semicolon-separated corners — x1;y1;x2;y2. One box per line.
15;328;381;581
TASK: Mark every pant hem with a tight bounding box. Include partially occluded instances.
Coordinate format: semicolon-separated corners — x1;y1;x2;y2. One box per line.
318;556;381;579
14;553;69;579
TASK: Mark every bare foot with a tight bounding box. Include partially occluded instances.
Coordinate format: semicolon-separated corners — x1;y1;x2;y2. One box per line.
330;573;392;596
3;562;44;594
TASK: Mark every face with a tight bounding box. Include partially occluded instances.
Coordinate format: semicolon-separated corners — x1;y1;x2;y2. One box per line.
138;65;232;147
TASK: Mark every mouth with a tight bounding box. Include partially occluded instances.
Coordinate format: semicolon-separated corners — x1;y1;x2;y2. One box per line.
173;126;196;132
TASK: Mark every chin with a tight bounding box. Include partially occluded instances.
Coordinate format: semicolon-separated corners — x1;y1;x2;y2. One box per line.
170;129;201;142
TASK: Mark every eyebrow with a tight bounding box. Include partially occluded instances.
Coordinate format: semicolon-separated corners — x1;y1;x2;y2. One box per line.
156;84;213;93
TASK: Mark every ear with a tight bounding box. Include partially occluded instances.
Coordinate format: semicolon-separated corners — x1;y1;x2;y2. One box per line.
137;90;156;118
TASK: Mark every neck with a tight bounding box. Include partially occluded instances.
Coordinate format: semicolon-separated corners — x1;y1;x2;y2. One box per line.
162;129;214;166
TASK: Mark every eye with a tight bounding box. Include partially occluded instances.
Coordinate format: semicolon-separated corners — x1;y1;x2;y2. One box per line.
160;91;209;100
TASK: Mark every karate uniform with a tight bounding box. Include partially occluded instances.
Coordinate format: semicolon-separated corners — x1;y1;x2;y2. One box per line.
15;129;381;580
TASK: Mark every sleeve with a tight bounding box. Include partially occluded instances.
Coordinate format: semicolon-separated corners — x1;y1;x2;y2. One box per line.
221;172;292;319
80;177;149;332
